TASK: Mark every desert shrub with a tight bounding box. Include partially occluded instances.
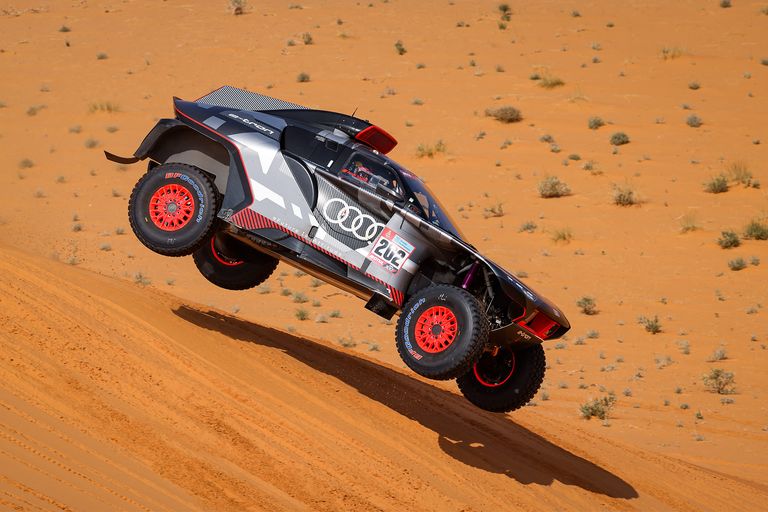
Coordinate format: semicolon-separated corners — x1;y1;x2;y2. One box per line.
518;221;537;233
728;161;754;186
27;105;45;116
728;257;747;271
539;134;554;143
498;3;512;20
538;176;571;198
639;315;662;334
229;0;246;14
610;132;630;145
580;393;616;420
296;72;310;83
329;309;342;318
680;212;699;232
59;25;71;32
18;158;34;169
551;228;573;243
661;46;684;60
717;230;740;248
588;116;605;129
686;114;703;128
84;138;99;148
576;296;597;315
89;102;119;113
134;272;151;286
96;52;108;60
676;339;690;355
483;203;504;218
539;75;565;89
744;219;768;240
394;40;407;55
720;0;731;7
703;369;735;394
707;347;728;361
704;174;729;193
415;140;446;158
292;292;308;303
612;184;638;206
301;32;313;45
485;105;522;123
688;81;701;90
294;308;309;321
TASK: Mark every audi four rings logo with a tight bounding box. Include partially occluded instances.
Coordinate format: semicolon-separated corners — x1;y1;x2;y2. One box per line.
322;198;384;241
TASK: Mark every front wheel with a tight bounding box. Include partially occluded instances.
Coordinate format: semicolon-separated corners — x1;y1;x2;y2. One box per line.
395;285;489;380
456;344;545;413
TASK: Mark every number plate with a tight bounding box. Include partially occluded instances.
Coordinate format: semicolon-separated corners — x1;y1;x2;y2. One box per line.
368;228;415;274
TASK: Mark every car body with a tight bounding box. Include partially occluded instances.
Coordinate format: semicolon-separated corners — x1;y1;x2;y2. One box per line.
108;86;571;410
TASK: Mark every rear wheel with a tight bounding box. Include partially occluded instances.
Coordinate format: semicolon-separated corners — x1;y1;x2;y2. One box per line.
395;285;489;380
456;344;545;413
128;163;218;256
192;232;278;291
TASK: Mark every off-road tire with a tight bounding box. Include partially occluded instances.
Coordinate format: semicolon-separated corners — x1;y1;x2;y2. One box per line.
128;163;218;257
457;344;546;413
193;232;279;291
395;285;489;380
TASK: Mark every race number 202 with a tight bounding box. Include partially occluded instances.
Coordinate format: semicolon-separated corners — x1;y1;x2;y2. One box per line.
368;228;415;274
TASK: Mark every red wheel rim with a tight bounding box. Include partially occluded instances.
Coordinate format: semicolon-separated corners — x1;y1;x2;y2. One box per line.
149;184;195;231
210;236;244;267
474;351;516;388
414;306;458;353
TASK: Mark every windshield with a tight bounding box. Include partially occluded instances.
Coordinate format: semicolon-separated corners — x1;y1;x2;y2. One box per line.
396;167;466;240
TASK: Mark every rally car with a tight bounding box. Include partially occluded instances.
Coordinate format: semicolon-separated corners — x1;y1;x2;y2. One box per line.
105;86;571;412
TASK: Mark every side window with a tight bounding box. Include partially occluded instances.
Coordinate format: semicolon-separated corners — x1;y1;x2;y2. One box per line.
339;155;402;196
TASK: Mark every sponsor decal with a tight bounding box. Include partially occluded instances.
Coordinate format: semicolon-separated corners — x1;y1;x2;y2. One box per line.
516;329;532;341
368;228;414;274
402;298;426;359
226;113;275;135
177;173;205;223
322;197;384;241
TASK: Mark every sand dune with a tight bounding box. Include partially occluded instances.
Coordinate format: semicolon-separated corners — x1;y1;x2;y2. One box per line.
1;246;766;510
1;0;767;509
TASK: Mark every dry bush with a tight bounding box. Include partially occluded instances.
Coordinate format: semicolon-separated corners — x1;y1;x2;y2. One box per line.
538;176;571;198
485;105;522;123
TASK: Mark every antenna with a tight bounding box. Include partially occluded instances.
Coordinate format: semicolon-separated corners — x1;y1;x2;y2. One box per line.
351;106;358;117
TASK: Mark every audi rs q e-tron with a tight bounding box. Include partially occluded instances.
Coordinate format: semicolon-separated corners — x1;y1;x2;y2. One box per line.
106;86;570;412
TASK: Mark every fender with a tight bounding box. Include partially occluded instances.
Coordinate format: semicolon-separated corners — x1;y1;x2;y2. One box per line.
104;101;254;213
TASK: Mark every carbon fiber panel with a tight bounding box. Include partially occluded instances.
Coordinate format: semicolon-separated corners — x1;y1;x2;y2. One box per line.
197;86;308;111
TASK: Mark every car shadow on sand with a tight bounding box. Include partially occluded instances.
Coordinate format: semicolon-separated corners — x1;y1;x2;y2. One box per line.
174;305;638;500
